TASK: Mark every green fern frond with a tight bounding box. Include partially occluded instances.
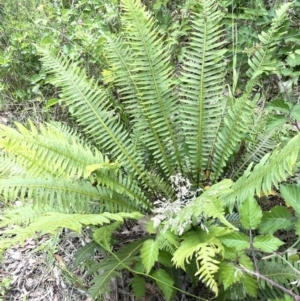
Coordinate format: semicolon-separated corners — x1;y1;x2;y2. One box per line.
195;242;223;295
0;120;151;210
211;4;291;181
0;204;64;228
103;0;183;178
231;132;277;179
212;93;255;181
0;121;116;179
0;211;142;255
179;0;227;184
35;47;151;186
119;0;183;177
0;177;140;212
247;3;292;80
223;133;300;211
256;256;300;298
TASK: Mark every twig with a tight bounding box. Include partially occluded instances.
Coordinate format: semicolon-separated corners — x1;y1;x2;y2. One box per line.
240;265;300;301
249;229;258;272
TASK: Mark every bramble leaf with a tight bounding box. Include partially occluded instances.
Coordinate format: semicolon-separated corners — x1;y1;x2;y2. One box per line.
218;262;240;290
241;274;257;297
219;232;250;250
259;206;292;234
152;269;175;301
132;275;145;298
253;234;284;252
239;198;262;230
140;239;159;274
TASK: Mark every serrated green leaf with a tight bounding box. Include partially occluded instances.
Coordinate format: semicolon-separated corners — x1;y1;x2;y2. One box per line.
140;239;159;274
238;254;254;271
131;275;145;298
281;185;300;214
259;206;292;234
93;221;122;248
152;269;175;301
253;234;284;252
241;274;257;297
267;99;291;113
219;262;240;290
286;53;300;67
219;232;249;250
157;250;173;268
239;198;262;230
291;104;300;121
265;115;287;132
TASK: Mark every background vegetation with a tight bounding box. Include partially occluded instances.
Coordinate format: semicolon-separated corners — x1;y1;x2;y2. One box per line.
1;0;300;300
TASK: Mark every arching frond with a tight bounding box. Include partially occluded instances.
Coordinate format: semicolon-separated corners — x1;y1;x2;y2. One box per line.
223;133;300;211
0;210;142;256
36;47;153;187
0;177;140;213
0;121;115;179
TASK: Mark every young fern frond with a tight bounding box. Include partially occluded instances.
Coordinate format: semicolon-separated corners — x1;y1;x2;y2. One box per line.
179;0;227;185
172;227;230;295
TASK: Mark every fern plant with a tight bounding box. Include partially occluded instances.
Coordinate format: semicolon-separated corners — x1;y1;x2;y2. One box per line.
1;0;300;300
